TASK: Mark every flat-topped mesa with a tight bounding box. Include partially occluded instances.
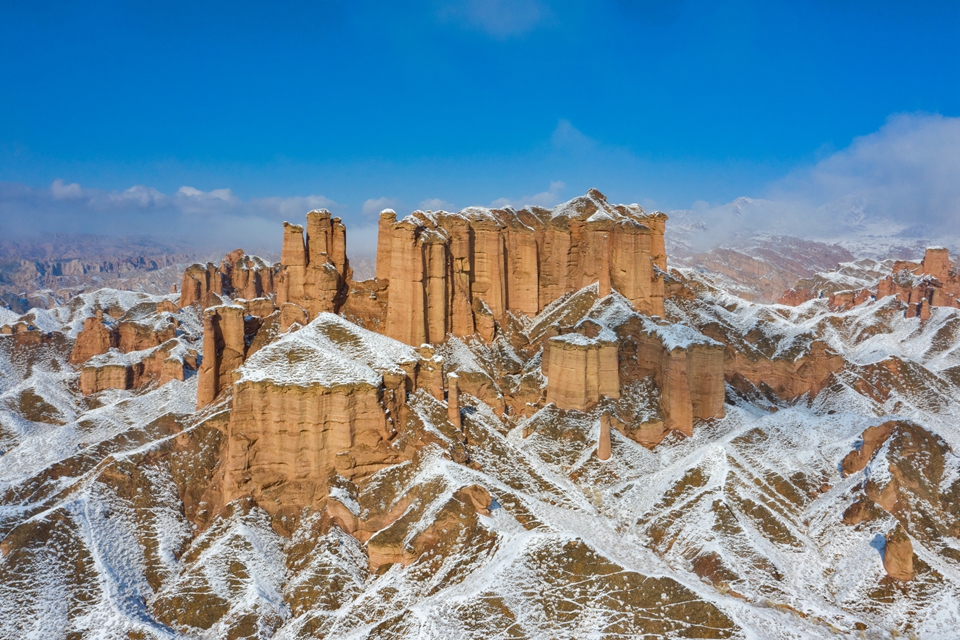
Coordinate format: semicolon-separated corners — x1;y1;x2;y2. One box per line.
215;313;462;518
374;189;667;346
544;329;620;411
179;249;277;309
276;211;350;319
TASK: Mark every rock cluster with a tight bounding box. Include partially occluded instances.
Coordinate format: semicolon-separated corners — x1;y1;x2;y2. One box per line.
215;313;465;519
783;247;960;317
876;247;960;317
369;189;666;346
179;249;277;309
544;329;620;411
69;301;199;395
276;211;350;317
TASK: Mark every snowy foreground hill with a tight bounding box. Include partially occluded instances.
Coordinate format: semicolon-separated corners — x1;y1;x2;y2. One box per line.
2;242;960;635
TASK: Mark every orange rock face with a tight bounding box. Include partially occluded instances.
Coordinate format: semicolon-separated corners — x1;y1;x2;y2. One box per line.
883;524;915;582
538;293;726;444
79;340;197;395
597;413;612;460
777;288;815;306
545;331;619;411
875;247;960;315
276;211;350;319
179;250;277;308
724;340;843;401
196;305;247;409
216;314;441;515
69;314;118;364
362;190;667;346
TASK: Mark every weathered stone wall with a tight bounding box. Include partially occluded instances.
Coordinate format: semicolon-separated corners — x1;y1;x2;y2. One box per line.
221;380;401;511
545;333;620;411
370;190;667;346
276;211;350;318
180;249;277;309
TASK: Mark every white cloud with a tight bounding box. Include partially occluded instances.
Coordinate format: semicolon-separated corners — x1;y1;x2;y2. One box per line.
362;196;398;216
551;119;595;151
779;113;960;233
0;180;340;253
491;180;566;209
419;197;455;211
50;179;83;200
346;224;380;259
673;113;960;250
107;185;169;208
254;194;338;219
438;0;546;37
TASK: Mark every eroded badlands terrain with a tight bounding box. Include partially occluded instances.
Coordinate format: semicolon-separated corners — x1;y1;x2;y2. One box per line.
2;191;960;639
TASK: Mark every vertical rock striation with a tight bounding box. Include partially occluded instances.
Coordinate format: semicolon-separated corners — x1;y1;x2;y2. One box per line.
358;189;667;346
276;211;350;319
179;250;277;309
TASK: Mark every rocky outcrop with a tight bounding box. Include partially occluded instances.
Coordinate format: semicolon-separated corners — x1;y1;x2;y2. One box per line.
723;340;843;401
69;313;118;364
777;288;815;306
597;413;612;460
883;524;915;582
79;340;197;395
840;421;960;584
364;190;666;346
544;329;619;411
70;299;182;361
876;247;960;315
179;250;277;309
196;305;247;408
827;288;873;311
535;290;726;444
216;313;462;518
275;211;350;318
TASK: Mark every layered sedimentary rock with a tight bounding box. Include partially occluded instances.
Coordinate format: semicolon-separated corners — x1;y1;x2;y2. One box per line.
876;248;960;315
69;313;118;364
70;299;194;394
536;290;725;443
544;330;619;411
723;340;843;400
217;313;458;515
884;524;915;582
838;420;960;585
196;305;248;408
79;340;197;395
275;211;350;318
179;249;277;308
71;304;178;354
364;190;666;346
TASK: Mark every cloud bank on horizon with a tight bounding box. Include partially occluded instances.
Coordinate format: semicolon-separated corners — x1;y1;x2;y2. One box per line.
1;112;959;257
673;113;960;251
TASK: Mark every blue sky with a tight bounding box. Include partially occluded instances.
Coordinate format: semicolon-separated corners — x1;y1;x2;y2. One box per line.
2;0;959;253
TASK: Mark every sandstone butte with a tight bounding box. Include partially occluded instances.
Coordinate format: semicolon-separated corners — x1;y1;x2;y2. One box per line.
778;246;960;317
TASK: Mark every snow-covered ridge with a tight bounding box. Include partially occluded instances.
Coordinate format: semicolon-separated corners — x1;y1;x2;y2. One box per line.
236;312;418;389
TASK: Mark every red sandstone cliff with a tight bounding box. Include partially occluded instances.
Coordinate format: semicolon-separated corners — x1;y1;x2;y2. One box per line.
179;249;278;309
322;189;667;347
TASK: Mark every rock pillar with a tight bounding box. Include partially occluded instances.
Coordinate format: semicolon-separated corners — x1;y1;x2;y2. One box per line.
197;313;220;408
599;235;611;298
661;348;694;436
920;247;951;281
447;372;461;430
883;524;915;582
598;413;611;461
